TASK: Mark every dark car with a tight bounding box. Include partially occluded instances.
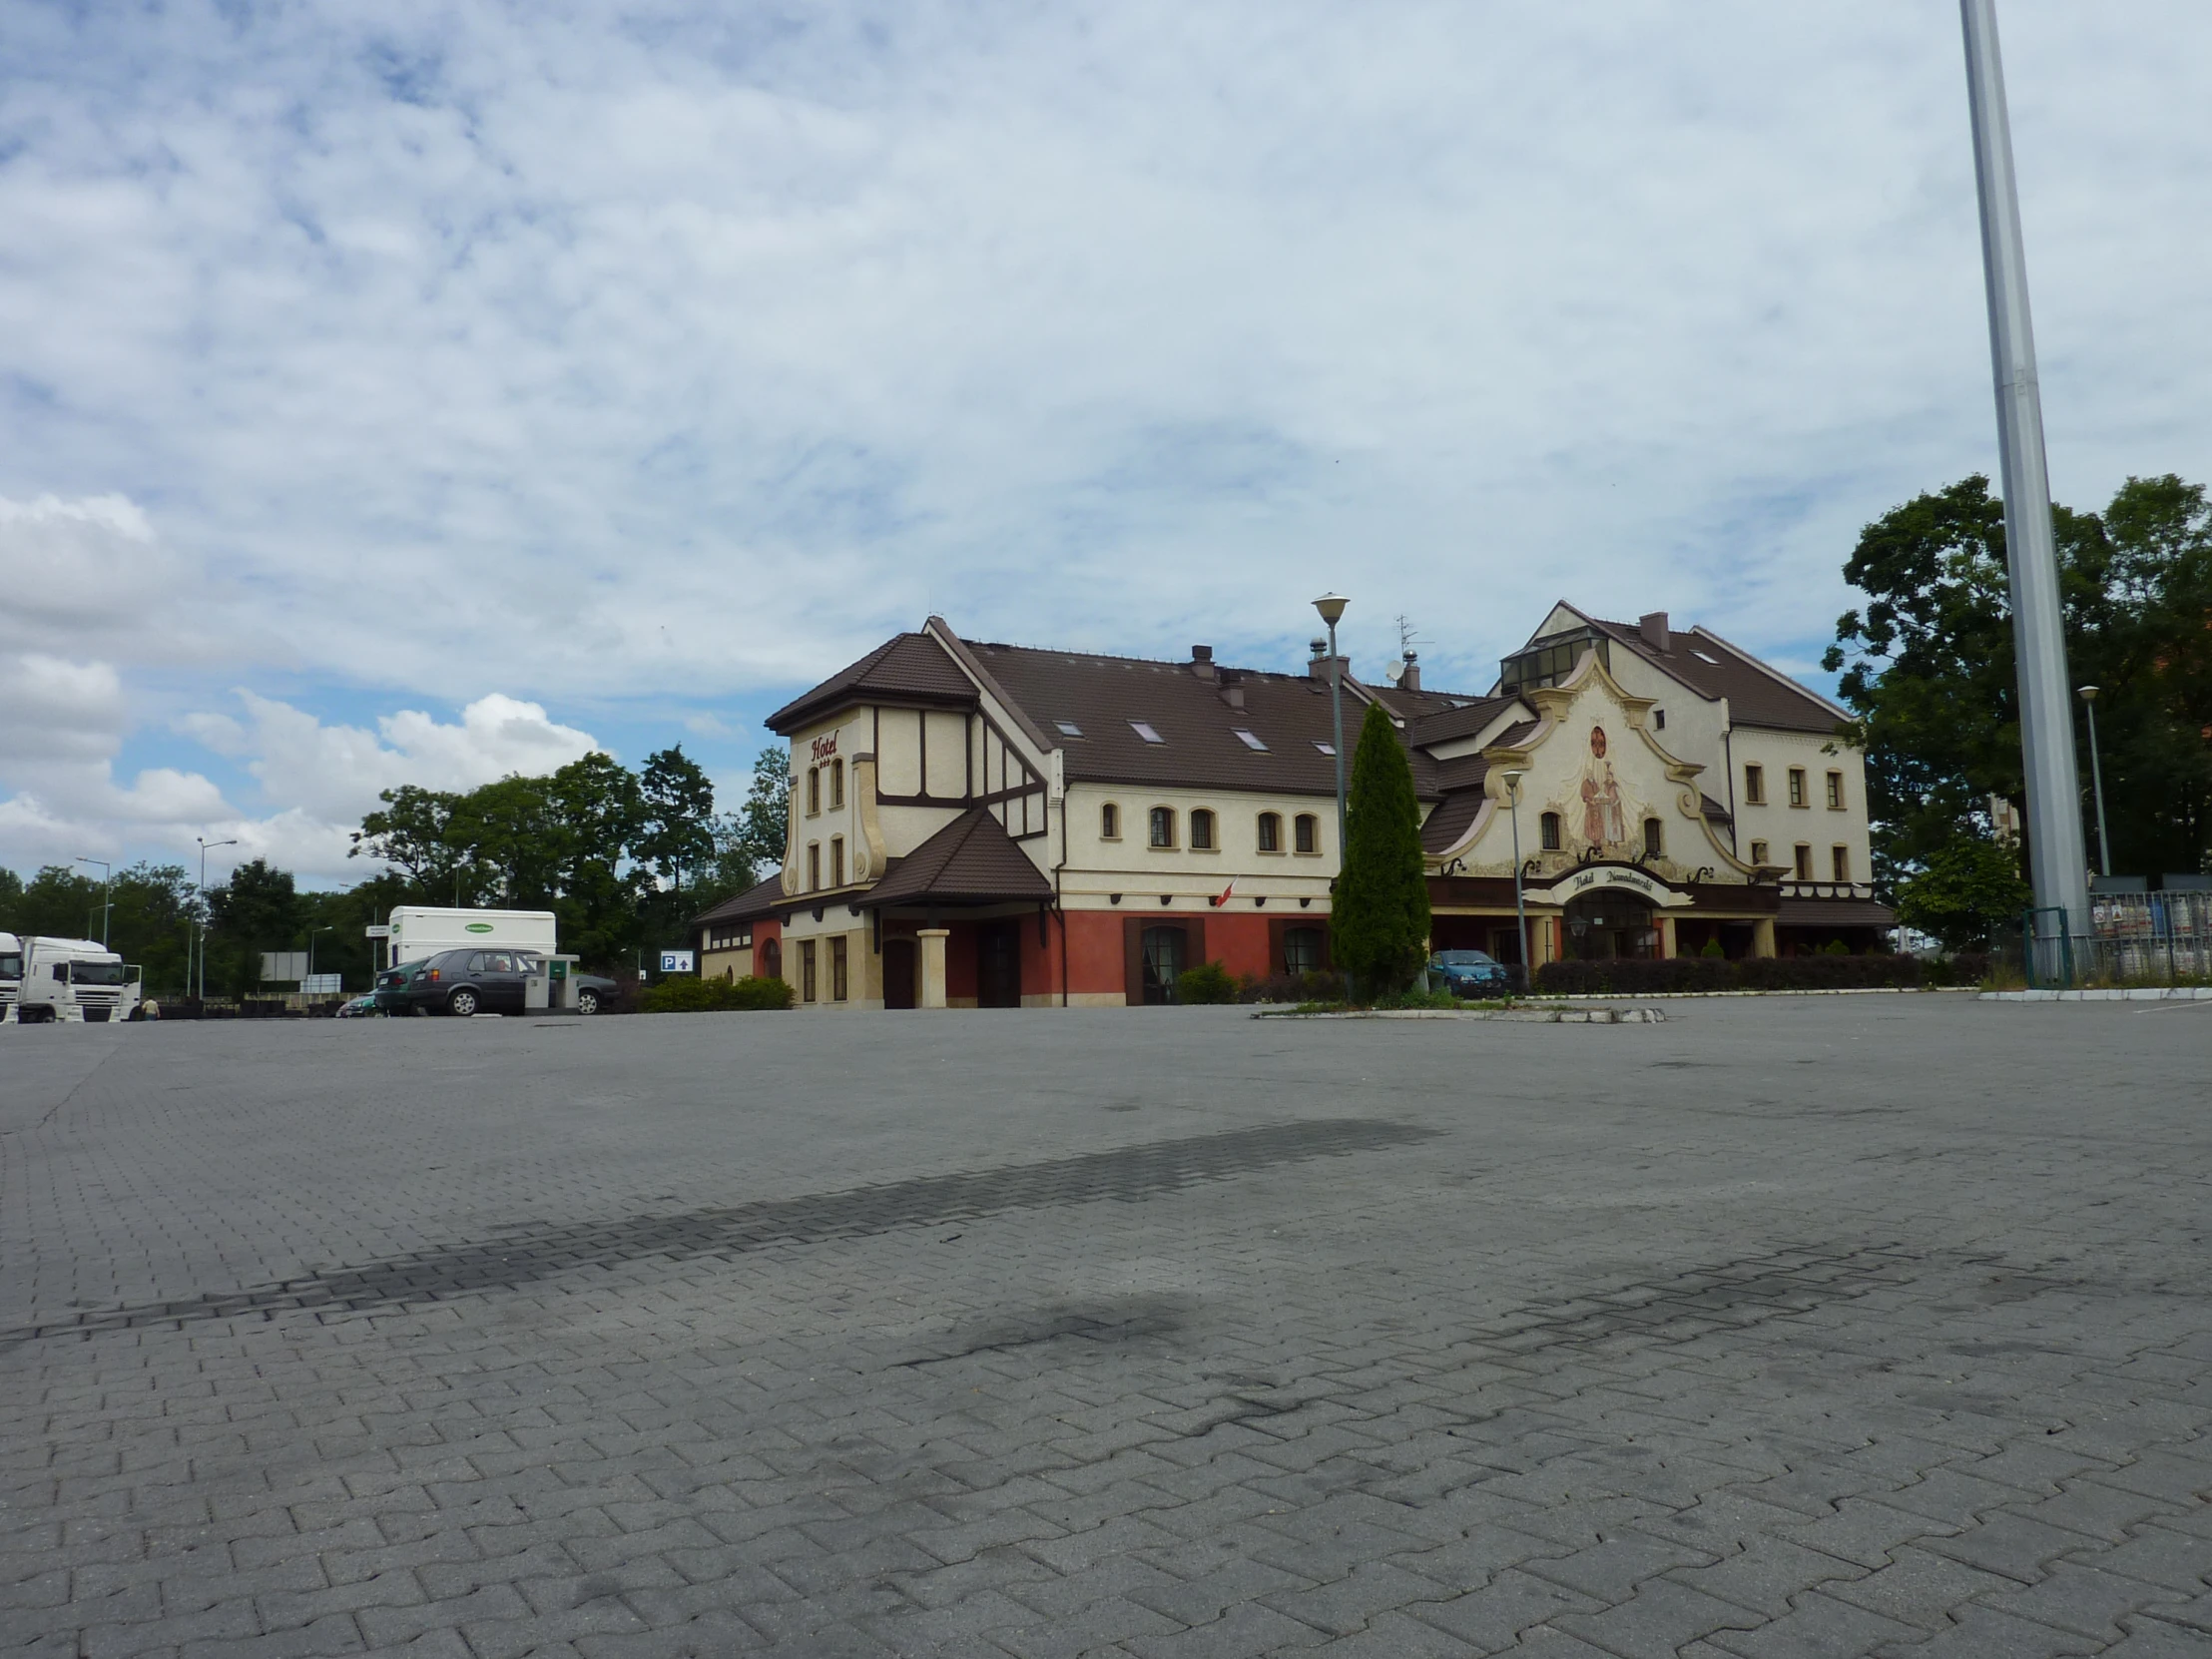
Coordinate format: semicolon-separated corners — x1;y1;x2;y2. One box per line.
571;973;622;1015
1429;948;1515;997
375;948;533;1018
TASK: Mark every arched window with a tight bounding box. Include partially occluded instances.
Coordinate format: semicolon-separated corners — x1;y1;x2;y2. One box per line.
1149;807;1176;848
1101;802;1120;839
1642;818;1662;856
1257;812;1282;852
830;835;845;886
806;767;821;816
762;937;783;979
1190;809;1216;850
1539;812;1562;850
830;759;844;808
1294;814;1319;853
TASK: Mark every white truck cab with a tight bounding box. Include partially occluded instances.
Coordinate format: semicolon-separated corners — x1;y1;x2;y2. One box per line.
12;936;143;1024
0;931;20;1018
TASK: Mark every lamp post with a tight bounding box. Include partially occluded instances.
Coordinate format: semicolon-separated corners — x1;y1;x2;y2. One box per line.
1502;770;1531;993
1959;0;2091;953
2078;686;2112;878
196;836;238;1002
1312;595;1349;862
307;925;333;983
76;857;111;947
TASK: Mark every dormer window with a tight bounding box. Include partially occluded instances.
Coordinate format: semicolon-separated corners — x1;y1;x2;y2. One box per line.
1056;721;1083;738
1130;721;1164;744
1233;729;1268;752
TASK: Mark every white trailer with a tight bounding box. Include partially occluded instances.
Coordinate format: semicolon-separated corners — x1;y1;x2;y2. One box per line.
12;936;143;1024
380;907;558;971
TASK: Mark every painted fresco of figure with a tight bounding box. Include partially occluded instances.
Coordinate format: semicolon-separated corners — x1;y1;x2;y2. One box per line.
1580;726;1627;848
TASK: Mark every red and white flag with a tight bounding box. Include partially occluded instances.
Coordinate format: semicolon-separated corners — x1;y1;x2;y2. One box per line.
1214;877;1237;908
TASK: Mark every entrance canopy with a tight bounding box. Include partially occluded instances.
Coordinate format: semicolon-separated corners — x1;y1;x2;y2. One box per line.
854;808;1054;911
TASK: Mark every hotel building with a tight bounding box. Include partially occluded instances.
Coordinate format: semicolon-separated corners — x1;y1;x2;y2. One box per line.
689;606;1893;1008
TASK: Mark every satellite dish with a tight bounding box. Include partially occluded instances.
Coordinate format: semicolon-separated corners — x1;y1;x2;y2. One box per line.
1384;658;1406;684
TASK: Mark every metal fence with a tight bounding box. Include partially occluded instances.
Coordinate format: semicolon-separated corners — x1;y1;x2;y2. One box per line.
2019;892;2212;987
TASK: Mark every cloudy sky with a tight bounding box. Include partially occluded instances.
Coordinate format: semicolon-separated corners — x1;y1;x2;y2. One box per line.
3;1;2205;886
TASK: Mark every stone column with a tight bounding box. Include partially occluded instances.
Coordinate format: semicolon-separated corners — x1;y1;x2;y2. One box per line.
1752;916;1777;959
1657;915;1677;959
917;928;949;1009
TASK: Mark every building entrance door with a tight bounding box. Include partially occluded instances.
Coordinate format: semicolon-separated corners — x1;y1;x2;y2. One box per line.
883;938;915;1008
1140;925;1187;1004
977;923;1021;1008
1563;890;1659;959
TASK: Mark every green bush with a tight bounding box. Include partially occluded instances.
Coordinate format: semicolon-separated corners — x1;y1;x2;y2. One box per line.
640;974;795;1013
1373;987;1463;1010
1534;954;1923;995
1175;960;1239;1004
1700;937;1726;958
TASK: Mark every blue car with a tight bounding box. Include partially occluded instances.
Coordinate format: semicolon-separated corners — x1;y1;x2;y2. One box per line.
1429;948;1515;997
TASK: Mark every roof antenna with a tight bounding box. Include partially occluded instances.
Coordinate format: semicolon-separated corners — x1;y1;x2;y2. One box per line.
1387;614;1431;686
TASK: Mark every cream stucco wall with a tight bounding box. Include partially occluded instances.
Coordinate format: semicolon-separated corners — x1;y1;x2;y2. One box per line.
1730;727;1873;882
1058;782;1338;907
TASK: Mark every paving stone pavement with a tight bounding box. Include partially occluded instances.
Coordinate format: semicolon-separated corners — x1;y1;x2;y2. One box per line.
5;998;2212;1658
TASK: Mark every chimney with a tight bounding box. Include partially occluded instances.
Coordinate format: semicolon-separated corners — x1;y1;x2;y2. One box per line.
1190;643;1217;682
1309;639;1332;681
1399;650;1420;692
1220;682;1246;711
1639;612;1671;653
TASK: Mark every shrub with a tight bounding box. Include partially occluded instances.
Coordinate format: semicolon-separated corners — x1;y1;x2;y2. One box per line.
1700;937;1726;958
1373;987;1462;1010
640;974;795;1013
1175;960;1239;1004
1533;954;1923;995
1238;970;1351;1005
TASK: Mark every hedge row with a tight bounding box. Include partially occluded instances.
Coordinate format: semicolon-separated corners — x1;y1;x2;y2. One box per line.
1533;954;1928;995
639;974;795;1013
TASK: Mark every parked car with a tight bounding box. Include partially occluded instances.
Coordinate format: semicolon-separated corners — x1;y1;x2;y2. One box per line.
374;948;532;1018
334;992;380;1018
1429;948;1515;997
572;973;621;1015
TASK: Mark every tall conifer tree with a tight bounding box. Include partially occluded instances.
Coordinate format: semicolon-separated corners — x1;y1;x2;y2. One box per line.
1334;701;1430;995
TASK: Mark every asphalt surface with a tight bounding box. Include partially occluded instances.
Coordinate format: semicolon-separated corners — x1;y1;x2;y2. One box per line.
5;996;2212;1657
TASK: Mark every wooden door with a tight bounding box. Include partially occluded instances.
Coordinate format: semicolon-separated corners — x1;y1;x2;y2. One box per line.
883;938;915;1009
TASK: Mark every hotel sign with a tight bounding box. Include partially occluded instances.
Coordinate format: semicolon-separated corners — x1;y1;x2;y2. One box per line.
811;732;839;763
1551;863;1695;908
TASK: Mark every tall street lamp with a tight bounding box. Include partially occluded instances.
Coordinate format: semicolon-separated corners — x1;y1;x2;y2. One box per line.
196;836;238;1002
76;857;111;947
307;925;333;983
2078;686;2112;878
1312;594;1349;863
1502;770;1531;993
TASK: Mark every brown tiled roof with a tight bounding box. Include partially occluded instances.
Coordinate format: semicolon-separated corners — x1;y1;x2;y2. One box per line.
1777;895;1897;929
1406;695;1523;749
1420;788;1488;854
964;643;1387;799
1582;615;1845;736
855;809;1054;909
766;632;978;734
1364;681;1483;723
687;874;788;931
1701;793;1732;827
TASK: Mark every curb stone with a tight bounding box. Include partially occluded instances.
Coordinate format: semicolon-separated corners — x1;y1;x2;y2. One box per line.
1256;1006;1666;1023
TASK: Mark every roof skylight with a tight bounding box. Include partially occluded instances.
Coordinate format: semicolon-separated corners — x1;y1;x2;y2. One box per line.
1130;721;1164;744
1313;741;1336;756
1233;729;1268;752
1055;720;1083;737
1691;649;1720;664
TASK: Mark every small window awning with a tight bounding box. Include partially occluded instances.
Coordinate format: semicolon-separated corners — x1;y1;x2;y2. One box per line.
855;809;1055;910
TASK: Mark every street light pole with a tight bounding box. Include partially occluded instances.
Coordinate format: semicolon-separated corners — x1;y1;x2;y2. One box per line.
196;836;238;1002
1312;595;1350;860
1959;0;2091;954
76;857;111;947
308;925;333;981
1502;771;1531;994
2078;686;2112;878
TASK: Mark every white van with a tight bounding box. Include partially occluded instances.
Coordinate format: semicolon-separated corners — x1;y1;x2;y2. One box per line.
381;907;558;972
13;937;143;1023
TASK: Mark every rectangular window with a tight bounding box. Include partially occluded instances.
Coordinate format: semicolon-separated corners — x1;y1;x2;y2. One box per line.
800;939;818;1002
1794;844;1813;880
1100;803;1120;839
808;843;821;890
1832;845;1850;881
1258;813;1281;852
1130;721;1164;744
1540;813;1561;851
1643;818;1662;856
1149;807;1176;848
1826;771;1844;810
830;836;844;886
1743;765;1765;805
1788;768;1807;808
830;759;844;808
807;767;821;816
1233;729;1268;752
1750;839;1769;865
1190;810;1215;849
1654;709;1666;731
830;936;848;1002
1294;814;1319;854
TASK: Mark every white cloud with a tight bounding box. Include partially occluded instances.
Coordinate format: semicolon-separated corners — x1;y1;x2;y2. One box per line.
0;2;2206;862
